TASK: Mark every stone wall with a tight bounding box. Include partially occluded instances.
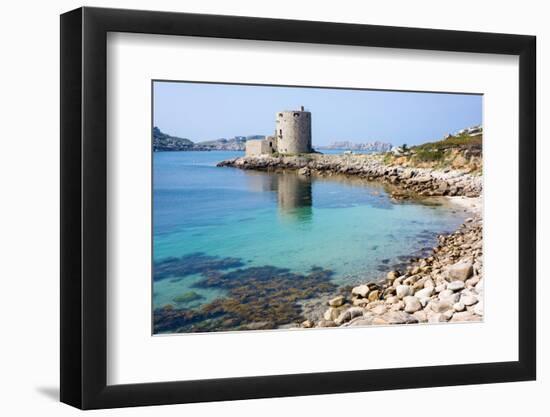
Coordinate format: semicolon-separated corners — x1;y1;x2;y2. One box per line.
245;139;275;156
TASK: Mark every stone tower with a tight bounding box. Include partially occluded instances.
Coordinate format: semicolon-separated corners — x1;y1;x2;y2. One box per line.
275;106;312;154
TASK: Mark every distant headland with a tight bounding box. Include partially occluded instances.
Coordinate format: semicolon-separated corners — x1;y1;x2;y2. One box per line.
153;126;263;152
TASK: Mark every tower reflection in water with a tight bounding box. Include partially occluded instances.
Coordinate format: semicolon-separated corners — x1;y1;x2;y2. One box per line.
244;171;313;223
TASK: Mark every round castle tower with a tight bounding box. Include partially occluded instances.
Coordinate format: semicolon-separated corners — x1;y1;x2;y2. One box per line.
276;106;312;154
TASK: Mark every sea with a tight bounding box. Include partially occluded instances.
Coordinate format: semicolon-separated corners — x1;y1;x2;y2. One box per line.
152;151;469;330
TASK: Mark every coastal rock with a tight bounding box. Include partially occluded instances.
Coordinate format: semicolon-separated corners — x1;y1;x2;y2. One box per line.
440;293;460;304
352;284;370;298
447;261;473;281
376;311;418;325
429;300;454;313
396;285;413;299
428;312;449;323
324;307;341;321
390;300;405;311
461;294;479;306
335;307;365;325
442;309;455;321
412;276;429;291
383;287;397;298
415;287;434;299
453;302;465;312
435;283;447;293
301;320;313;328
392;277;404;288
418;297;430;308
447;280;466;291
465;276;480;288
347;317;375;327
368;289;380;302
328;295;345;307
403;296;422;313
353;298;369;307
413;310;428;323
370;304;387;315
385;296;398;304
438;289;455;299
386;270;400;282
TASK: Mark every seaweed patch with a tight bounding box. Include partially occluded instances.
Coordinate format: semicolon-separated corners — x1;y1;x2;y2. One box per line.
153;265;337;333
154;252;244;281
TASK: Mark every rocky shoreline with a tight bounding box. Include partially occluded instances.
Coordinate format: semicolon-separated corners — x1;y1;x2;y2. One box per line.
218;153;483;329
217;154;482;198
303;205;483;328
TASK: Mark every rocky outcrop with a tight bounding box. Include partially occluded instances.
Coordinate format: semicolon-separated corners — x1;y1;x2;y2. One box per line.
217;154;482;197
307;215;483;328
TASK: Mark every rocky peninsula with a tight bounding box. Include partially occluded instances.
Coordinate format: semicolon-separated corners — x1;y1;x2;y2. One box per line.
217;152;484;328
217;153;482;199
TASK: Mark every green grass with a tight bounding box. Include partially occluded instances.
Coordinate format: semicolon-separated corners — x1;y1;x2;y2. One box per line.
383;153;393;164
413;134;482;152
414;147;445;162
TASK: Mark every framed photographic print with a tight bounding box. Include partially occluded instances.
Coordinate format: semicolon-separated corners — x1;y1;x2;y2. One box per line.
60;6;536;409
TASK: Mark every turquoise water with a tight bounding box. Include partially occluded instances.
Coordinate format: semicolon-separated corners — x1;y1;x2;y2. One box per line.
153;151;469;313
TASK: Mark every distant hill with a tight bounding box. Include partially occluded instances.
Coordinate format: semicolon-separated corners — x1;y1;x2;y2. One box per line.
195;137;247;151
317;141;392;152
153;127;194;151
153;127;261;151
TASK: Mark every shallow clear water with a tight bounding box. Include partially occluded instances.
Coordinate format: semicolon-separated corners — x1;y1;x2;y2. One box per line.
153;151;469;310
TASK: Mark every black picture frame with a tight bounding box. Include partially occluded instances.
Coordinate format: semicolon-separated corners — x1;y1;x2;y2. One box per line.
60;6;536;410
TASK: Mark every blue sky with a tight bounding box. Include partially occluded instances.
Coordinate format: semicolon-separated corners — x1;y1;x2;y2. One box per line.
153;81;482;146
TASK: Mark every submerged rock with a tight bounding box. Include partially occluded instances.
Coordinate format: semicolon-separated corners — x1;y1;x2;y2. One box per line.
154;252;244;281
172;291;204;304
154;265;337;333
